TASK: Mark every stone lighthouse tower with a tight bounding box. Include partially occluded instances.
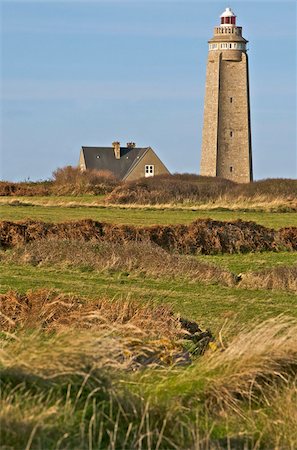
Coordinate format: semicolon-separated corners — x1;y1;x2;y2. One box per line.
200;7;253;183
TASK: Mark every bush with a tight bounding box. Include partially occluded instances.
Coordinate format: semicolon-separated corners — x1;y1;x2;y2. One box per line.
232;178;297;198
105;174;297;205
52;166;119;195
0;181;52;196
0;167;120;197
106;174;235;204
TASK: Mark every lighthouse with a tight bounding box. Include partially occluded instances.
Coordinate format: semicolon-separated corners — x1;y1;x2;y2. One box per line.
200;7;253;183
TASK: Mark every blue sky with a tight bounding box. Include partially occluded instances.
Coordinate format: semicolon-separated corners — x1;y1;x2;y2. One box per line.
1;0;296;181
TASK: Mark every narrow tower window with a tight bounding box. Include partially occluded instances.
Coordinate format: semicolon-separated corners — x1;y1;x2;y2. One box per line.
230;166;233;173
230;131;233;137
230;97;233;103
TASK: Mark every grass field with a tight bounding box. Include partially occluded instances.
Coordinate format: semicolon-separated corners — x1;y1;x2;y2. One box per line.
1;262;296;335
1;202;297;228
195;250;297;273
1;198;296;449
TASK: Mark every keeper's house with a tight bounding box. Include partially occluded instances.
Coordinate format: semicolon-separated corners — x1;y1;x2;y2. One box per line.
79;141;170;181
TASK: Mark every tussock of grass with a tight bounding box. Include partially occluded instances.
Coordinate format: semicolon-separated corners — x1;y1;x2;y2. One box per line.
203;317;297;412
1;307;297;449
239;265;297;292
144;317;297;404
0;289;182;337
0;240;235;286
0;289;201;373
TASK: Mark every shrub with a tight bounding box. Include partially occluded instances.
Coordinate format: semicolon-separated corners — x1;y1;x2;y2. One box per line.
106;174;235;204
0;181;52;196
106;174;297;206
232;178;297;198
0;167;120;197
52;166;119;195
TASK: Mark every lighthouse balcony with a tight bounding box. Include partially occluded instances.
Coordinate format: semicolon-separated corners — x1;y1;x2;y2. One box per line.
214;26;242;36
209;42;246;51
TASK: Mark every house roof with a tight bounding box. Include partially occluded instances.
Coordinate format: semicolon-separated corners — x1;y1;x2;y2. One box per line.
81;146;150;179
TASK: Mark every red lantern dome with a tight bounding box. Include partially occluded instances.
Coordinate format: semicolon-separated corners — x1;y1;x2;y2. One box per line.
220;7;236;26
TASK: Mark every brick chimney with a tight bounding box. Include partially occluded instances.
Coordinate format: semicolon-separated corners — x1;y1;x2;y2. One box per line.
127;142;136;149
112;141;121;159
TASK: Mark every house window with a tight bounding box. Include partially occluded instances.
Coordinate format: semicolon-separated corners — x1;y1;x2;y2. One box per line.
145;165;154;177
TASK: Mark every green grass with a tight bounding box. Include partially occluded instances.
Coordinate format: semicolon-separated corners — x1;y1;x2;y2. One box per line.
1;203;296;228
195;251;297;273
1;263;295;335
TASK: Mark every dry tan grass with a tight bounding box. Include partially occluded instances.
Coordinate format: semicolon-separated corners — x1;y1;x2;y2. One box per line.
0;289;181;337
239;265;297;292
1;294;297;449
106;195;297;212
0;290;191;375
1;194;295;211
0;239;235;286
203;317;297;412
261;381;297;448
